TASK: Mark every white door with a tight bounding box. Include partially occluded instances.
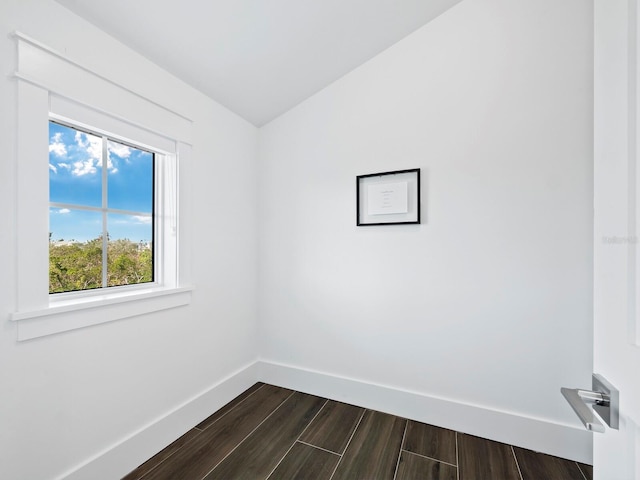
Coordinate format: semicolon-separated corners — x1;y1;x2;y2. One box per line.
594;0;640;478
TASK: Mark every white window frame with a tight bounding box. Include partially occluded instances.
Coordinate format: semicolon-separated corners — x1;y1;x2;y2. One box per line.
48;117;157;294
10;32;193;341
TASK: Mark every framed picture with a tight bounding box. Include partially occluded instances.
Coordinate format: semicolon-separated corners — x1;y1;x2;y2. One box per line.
356;168;420;226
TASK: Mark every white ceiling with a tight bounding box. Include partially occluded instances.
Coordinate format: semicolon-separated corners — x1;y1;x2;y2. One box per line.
55;0;463;126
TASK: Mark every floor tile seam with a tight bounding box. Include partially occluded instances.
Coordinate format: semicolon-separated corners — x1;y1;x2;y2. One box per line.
455;432;460;480
263;398;330;480
296;440;342;457
141;387;269;480
401;449;458;469
134;451;175;480
294;397;330;442
136;429;204;480
198;383;266;432
199;389;296;480
575;462;588;480
392;419;409;480
511;445;524;480
327;406;367;455
292;402;366;456
327;408;367;480
334;407;368;457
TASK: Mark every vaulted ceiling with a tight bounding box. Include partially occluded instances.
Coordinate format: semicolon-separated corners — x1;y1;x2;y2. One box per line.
55;0;463;126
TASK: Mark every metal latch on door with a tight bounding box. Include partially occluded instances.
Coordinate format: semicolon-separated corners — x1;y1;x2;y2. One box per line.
561;374;619;433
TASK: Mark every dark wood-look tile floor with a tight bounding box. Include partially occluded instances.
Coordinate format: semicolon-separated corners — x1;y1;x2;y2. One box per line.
123;383;593;480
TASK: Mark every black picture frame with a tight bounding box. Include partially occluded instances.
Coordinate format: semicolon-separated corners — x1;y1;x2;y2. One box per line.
356;168;420;226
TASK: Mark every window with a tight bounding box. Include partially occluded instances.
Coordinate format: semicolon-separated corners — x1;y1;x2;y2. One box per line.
12;32;193;340
48;121;155;294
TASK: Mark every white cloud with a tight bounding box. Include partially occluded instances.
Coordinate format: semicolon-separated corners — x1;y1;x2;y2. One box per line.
75;131;101;160
107;143;130;173
71;131;122;176
73;131;106;176
132;215;152;224
49;163;57;174
57;163;71;170
107;156;118;174
72;159;97;176
112;216;152;225
108;142;131;159
51;208;71;215
49;132;67;157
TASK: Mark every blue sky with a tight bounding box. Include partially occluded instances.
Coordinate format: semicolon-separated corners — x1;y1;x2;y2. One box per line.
49;122;154;243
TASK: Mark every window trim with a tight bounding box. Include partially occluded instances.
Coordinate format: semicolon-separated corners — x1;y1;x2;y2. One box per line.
10;286;194;341
11;286;194;322
11;32;194;341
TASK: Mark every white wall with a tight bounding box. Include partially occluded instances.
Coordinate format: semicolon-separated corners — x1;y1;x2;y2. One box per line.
0;1;259;479
0;0;595;476
258;0;593;460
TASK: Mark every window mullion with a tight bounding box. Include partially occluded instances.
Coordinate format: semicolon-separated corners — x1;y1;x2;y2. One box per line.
101;135;108;288
49;202;151;217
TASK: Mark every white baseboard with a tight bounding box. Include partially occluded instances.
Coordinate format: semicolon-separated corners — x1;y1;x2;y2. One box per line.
257;359;593;465
58;358;592;479
58;361;260;480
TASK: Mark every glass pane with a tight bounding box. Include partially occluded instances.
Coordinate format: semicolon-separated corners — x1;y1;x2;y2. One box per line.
49;122;103;207
107;213;153;287
107;140;154;212
49;208;103;293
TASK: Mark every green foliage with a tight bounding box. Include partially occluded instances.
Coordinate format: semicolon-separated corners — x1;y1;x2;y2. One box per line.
49;237;152;294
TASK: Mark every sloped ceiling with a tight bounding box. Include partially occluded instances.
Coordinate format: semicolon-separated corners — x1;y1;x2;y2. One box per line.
55;0;463;126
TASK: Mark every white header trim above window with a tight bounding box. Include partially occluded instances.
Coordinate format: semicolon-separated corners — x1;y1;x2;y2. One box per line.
13;31;193;145
50;95;178;154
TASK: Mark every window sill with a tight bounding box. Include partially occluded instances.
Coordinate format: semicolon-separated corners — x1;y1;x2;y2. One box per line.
10;286;194;341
